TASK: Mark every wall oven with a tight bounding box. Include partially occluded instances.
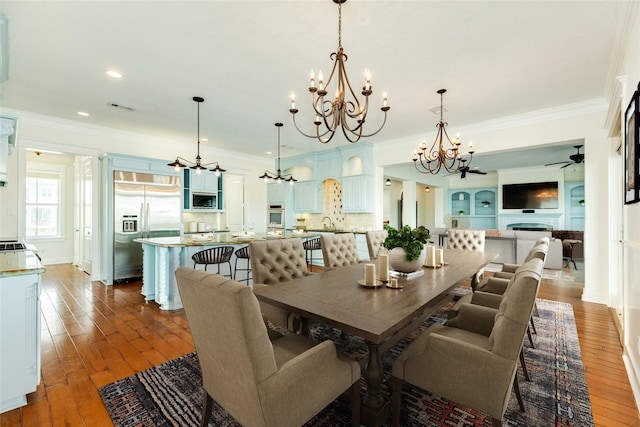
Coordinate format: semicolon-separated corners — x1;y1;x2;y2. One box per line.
267;204;285;229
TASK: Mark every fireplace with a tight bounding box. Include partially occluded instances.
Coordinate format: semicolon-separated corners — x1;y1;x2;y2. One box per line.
500;214;561;231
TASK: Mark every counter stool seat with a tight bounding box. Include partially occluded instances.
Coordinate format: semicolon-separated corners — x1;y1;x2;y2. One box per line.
192;246;234;279
234;245;251;284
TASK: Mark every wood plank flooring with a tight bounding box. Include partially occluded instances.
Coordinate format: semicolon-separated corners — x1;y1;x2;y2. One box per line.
1;262;638;426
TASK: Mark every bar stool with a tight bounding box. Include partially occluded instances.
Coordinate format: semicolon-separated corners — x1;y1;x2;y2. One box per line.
302;237;322;272
234;245;251;285
192;246;234;278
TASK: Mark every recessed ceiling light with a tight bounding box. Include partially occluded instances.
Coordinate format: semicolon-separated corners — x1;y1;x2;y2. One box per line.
266;151;273;155
201;138;208;142
77;111;89;117
106;70;122;79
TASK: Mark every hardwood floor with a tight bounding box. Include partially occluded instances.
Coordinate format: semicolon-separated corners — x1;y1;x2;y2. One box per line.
1;262;638;426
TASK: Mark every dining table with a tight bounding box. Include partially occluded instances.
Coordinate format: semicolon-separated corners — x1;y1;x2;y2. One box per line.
253;249;497;427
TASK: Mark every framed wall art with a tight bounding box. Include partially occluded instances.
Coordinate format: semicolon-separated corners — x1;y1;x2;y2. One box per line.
624;89;639;204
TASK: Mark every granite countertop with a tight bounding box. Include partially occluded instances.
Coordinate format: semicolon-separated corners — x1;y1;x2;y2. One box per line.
291;228;368;235
0;251;46;277
135;231;322;248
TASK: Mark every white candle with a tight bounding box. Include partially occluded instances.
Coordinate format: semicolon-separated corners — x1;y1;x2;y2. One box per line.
390;278;398;288
425;245;436;267
365;263;376;285
436;248;444;266
379;254;389;281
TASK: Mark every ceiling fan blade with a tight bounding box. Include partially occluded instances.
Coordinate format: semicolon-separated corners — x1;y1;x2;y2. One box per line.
468;170;487;175
560;162;575;169
545;161;571;166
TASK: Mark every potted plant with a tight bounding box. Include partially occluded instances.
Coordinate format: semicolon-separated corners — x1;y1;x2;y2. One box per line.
382;224;431;272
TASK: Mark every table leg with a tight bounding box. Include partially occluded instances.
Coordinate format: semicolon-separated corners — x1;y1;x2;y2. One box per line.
471;272;480;291
361;341;390;427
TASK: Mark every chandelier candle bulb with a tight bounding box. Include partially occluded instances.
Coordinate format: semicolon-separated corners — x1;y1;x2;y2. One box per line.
365;263;376;285
379;254;389;281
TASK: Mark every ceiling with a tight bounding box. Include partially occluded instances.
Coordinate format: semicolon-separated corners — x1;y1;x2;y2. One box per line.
0;1;623;170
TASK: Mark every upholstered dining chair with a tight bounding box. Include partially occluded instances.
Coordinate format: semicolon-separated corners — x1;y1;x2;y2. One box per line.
321;233;360;268
493;237;549;280
249;238;310;331
447;229;486;290
174;267;361;427
391;263;541;427
365;229;388;260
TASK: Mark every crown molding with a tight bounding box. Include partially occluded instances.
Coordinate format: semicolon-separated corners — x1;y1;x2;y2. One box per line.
0;107;270;164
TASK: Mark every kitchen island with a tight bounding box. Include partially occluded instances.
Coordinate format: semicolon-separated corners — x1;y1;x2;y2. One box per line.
0;250;45;413
135;231;320;310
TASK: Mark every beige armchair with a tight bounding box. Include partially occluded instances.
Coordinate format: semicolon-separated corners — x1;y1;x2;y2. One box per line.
175;267;361;427
391;264;541;426
249;238;310;330
365;229;388;260
321;233;360;268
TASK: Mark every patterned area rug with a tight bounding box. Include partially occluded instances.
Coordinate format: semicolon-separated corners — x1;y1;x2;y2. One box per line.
99;298;593;426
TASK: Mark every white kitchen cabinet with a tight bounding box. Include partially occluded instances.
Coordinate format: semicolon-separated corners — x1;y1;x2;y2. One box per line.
342;175;373;212
189;170;218;193
267;183;285;204
0;266;42;413
293;181;321;213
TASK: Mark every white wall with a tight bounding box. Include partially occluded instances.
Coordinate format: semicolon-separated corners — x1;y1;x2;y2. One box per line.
615;2;640;411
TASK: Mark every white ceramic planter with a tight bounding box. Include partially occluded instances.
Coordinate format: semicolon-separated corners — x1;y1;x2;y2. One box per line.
389;247;427;273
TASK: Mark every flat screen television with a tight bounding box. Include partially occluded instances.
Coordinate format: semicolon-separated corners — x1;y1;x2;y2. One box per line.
502;181;559;209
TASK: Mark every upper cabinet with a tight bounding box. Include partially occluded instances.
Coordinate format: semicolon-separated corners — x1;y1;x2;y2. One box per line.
267;183;285;205
342;175;372;212
565;183;584;230
280;143;374;213
189;170;218;193
293;181;321;213
449;188;497;229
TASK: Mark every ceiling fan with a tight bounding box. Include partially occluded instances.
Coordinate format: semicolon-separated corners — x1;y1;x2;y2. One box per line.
545;144;584;168
459;159;487;179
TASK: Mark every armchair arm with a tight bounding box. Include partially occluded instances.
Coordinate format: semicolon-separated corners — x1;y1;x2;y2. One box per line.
492;271;514;279
394;332;516;419
258;340;359;424
470;291;503;309
480;277;510;294
445;303;497;337
501;263;521;273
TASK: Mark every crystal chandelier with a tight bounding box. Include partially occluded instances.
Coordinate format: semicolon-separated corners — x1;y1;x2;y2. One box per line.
413;89;474;175
288;0;390;144
167;96;226;176
259;123;297;185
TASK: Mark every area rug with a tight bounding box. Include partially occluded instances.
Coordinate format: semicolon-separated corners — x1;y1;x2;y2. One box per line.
99;298;593;426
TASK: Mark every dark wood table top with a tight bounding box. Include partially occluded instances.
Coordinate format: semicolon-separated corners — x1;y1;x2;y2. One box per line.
253;249;497;343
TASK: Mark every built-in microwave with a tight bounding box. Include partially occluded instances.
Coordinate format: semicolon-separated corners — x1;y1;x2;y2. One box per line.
267;204;285;228
191;192;217;210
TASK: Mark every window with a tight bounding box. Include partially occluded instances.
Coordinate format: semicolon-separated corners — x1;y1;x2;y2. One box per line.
26;171;61;238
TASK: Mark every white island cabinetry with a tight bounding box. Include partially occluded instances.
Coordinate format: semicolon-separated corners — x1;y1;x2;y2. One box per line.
0;251;44;413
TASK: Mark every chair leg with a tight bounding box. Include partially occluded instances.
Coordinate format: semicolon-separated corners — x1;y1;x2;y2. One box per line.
491;418;503;427
513;375;526;412
533;301;540;317
350;380;360;427
519;348;531;382
526;325;535;349
530;315;537;334
391;377;403;427
200;391;213;427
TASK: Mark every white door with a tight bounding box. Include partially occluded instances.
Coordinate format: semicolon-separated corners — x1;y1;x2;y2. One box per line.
225;174;244;232
82;156;92;274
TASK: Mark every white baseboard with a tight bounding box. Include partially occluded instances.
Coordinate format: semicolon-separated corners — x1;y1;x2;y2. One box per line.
623;352;640;419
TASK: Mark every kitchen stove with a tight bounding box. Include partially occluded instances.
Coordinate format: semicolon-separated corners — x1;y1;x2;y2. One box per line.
0;241;27;251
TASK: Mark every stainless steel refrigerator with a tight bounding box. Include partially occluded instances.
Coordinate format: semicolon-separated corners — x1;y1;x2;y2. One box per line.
113;171;181;283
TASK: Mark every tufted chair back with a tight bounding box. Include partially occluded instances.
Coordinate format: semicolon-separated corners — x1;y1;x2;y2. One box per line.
321;233;360;268
249;238;309;285
365;230;388;260
447;229;486;252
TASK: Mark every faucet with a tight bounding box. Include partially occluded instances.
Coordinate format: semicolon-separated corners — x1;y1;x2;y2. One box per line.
322;216;335;230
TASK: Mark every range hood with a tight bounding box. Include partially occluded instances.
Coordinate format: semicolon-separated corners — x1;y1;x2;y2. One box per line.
0;116;17;187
